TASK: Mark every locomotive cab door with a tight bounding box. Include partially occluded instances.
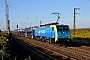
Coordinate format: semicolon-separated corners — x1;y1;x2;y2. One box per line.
50;25;58;42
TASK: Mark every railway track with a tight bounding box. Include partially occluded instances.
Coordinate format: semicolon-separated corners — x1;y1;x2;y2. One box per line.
16;36;90;60
75;46;90;51
12;36;58;60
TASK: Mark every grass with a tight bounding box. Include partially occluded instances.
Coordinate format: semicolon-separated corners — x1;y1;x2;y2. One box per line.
71;28;90;40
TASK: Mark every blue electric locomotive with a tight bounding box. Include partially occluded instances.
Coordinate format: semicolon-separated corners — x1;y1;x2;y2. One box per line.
34;23;71;44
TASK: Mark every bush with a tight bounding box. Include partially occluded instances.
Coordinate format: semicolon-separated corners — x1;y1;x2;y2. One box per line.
0;32;12;60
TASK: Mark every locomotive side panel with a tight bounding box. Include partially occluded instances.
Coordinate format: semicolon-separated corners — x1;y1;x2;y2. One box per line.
34;27;55;38
34;24;71;44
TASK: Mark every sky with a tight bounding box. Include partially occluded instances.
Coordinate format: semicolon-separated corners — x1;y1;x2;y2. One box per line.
0;0;90;31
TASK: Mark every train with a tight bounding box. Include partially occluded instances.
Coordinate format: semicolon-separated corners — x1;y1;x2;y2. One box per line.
33;23;71;44
14;23;71;44
13;26;38;37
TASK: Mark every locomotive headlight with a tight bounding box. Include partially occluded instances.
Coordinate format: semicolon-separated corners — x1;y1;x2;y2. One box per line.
67;39;70;42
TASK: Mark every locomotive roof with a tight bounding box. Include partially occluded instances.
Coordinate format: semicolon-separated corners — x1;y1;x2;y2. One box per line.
40;22;59;27
56;24;69;26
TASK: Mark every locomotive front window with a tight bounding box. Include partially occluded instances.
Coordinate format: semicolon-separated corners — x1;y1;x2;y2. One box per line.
57;25;69;31
52;27;54;31
57;27;63;31
63;26;69;30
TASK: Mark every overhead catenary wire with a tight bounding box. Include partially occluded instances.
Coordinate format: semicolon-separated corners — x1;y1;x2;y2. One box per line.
80;9;90;13
8;0;90;22
60;0;90;12
9;5;29;16
61;8;90;18
9;5;55;20
60;0;90;18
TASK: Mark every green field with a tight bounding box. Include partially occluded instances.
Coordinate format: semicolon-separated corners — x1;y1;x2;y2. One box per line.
71;28;90;40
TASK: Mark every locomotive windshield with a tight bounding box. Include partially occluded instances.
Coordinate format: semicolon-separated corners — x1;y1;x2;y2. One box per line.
57;25;69;31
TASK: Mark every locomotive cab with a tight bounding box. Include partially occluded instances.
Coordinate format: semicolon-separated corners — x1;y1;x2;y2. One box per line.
56;25;71;43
